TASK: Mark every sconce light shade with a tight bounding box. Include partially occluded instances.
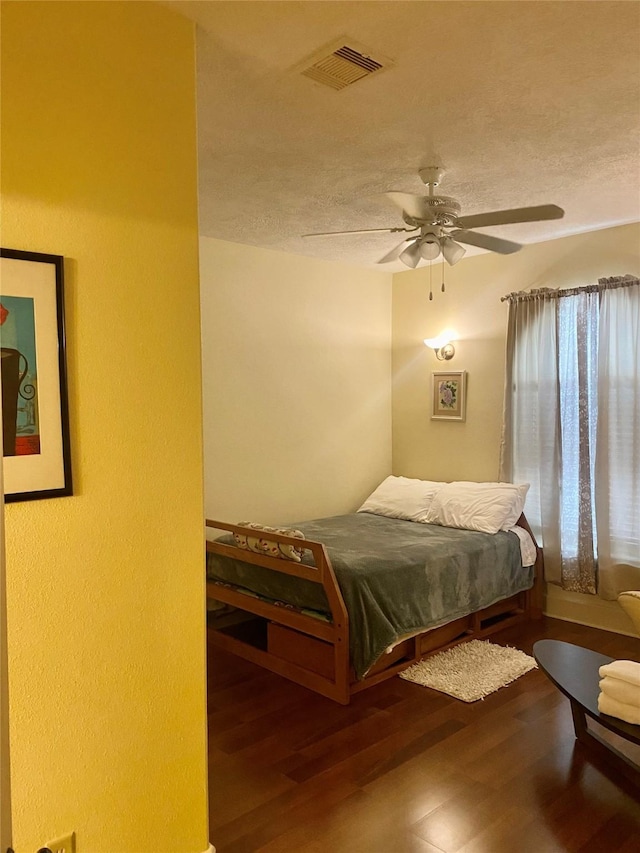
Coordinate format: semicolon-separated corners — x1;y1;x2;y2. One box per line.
424;329;457;360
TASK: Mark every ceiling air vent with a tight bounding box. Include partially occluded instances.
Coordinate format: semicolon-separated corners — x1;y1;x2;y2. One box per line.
301;43;387;91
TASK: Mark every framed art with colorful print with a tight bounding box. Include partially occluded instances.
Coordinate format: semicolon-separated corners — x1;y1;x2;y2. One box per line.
431;370;467;422
0;248;72;501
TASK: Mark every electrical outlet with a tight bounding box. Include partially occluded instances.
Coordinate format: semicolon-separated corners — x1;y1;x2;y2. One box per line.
45;831;75;853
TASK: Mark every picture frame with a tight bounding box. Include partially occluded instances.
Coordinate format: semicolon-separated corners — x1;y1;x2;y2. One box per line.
431;370;467;422
1;248;72;501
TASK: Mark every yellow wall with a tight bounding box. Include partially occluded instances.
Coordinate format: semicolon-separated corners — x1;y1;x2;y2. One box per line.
1;3;209;852
200;237;393;524
392;221;640;630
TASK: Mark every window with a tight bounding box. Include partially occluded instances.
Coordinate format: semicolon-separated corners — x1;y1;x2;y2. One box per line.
500;276;639;598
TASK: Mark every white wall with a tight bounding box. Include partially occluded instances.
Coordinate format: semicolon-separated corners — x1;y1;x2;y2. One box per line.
200;238;392;524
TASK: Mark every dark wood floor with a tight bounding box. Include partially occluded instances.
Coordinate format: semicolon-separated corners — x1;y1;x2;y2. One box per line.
207;618;640;852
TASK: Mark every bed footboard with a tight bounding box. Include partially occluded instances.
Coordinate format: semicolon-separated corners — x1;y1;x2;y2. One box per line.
206;519;352;704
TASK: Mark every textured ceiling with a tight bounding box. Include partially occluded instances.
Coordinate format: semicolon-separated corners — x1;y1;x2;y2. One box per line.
166;1;640;270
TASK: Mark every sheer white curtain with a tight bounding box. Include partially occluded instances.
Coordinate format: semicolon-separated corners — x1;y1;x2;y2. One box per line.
500;276;640;598
500;291;563;583
596;280;640;598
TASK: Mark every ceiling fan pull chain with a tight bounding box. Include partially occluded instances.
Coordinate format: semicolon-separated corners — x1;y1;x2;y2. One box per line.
429;260;433;301
441;256;446;292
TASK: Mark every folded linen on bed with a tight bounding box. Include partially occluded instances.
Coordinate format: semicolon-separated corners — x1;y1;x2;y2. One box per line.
507;525;537;567
597;691;640;725
234;522;306;562
599;675;640;707
599;659;640;687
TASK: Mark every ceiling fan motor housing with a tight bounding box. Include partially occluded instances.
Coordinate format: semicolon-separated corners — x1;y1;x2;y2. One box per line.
425;196;461;220
404;195;462;227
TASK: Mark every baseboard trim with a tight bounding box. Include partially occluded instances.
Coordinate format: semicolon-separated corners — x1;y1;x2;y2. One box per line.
545;585;640;638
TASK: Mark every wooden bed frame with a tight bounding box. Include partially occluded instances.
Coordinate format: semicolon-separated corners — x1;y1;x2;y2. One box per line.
205;515;545;705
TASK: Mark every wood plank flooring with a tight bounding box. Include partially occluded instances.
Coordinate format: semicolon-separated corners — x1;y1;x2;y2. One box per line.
207;618;640;852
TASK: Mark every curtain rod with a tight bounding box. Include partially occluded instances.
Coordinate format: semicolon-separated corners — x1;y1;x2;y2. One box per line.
501;274;639;303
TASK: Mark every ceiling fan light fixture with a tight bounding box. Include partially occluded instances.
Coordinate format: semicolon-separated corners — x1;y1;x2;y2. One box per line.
399;241;421;268
441;236;466;266
419;235;441;261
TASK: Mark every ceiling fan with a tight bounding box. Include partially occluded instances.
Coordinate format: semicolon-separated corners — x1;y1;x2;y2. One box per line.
303;167;565;268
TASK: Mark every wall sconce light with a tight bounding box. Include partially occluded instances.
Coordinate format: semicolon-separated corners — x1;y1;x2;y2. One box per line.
424;330;456;360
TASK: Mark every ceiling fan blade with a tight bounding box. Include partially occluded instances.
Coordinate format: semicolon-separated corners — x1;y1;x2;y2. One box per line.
377;238;415;264
450;229;522;254
456;204;564;229
385;192;433;221
302;226;415;237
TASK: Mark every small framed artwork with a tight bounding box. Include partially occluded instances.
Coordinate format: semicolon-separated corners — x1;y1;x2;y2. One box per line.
1;248;72;501
431;371;467;422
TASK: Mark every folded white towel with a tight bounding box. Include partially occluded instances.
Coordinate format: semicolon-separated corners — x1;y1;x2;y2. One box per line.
598;692;640;725
599;676;640;707
598;659;640;687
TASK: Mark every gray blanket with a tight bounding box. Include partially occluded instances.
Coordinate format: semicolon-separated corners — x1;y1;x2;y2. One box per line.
207;512;534;679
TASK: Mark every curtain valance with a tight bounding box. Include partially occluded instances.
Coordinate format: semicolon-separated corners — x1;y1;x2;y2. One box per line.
501;274;639;303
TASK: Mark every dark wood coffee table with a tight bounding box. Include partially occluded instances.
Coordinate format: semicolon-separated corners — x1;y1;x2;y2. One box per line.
534;639;640;786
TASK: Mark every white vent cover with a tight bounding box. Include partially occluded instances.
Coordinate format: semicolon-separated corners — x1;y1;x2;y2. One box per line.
300;42;388;91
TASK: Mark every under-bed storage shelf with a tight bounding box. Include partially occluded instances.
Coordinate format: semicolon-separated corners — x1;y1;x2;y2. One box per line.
215;615;269;651
268;622;334;679
209;614;351;703
477;591;526;631
210;612;335;669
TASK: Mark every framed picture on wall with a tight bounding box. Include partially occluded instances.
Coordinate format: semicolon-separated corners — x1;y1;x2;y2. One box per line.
431;370;467;422
0;248;72;501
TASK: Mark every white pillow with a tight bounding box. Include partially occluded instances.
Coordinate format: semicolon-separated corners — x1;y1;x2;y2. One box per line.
357;476;441;523
424;481;530;534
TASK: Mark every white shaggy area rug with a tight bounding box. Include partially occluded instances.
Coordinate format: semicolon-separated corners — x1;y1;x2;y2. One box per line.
399;639;537;702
